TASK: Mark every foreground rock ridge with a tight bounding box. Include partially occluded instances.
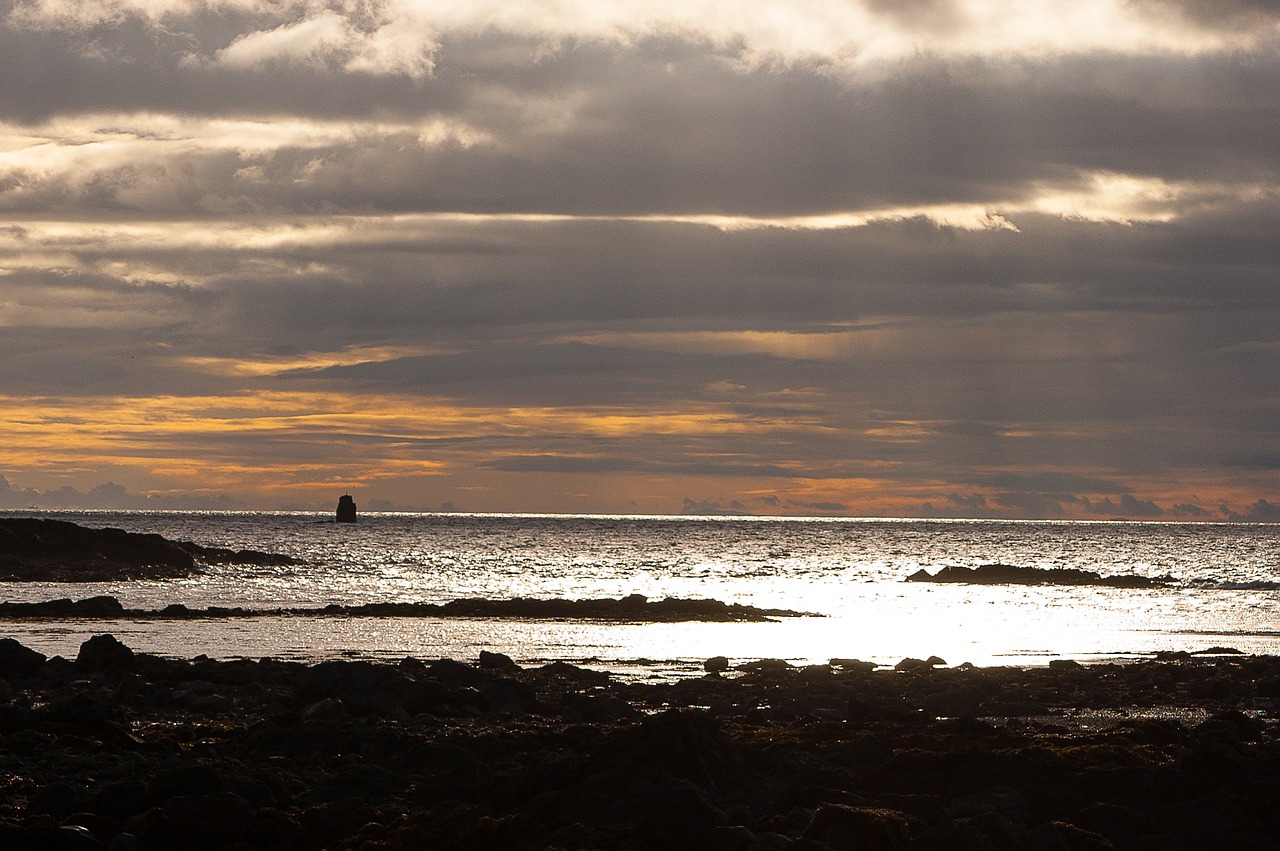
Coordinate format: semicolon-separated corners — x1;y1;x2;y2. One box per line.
0;518;299;581
1;636;1278;850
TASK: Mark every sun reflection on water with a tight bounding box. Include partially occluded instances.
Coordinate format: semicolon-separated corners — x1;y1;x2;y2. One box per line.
2;511;1278;674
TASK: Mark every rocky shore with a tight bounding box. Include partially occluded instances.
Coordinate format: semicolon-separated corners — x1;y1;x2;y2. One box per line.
2;636;1279;850
905;564;1172;589
0;595;811;624
0;519;298;582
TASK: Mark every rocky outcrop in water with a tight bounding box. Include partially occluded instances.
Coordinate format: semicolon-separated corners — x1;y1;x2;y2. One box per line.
0;518;300;581
906;563;1172;588
0;636;1277;850
336;494;357;523
0;593;813;622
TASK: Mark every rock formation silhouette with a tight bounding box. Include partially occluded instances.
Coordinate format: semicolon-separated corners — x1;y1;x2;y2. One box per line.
336;493;357;523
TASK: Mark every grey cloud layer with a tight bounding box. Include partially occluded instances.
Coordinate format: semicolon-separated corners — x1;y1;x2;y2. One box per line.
3;44;1279;218
2;1;1278;515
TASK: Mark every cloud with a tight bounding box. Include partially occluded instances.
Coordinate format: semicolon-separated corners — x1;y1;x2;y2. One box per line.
680;497;751;516
1169;502;1211;518
1227;499;1280;523
1080;493;1166;518
209;8;436;77
0;475;245;509
991;491;1073;519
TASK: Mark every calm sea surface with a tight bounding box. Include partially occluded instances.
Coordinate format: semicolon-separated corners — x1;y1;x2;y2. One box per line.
3;511;1278;679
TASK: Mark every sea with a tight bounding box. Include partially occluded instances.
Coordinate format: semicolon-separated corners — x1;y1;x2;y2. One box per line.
2;511;1278;680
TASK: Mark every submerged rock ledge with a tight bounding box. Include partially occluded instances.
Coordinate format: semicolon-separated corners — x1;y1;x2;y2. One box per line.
906;563;1173;588
0;518;299;582
0;594;813;622
0;634;1277;850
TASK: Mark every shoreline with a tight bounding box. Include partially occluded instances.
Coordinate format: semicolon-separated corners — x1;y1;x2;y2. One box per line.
1;636;1278;849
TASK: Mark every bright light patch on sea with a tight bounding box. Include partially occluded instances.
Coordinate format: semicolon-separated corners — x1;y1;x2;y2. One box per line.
2;512;1278;677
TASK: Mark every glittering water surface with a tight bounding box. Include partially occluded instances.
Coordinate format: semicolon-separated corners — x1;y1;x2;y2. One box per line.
3;511;1278;676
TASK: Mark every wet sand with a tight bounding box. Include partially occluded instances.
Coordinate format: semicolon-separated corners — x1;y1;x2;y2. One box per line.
2;635;1278;850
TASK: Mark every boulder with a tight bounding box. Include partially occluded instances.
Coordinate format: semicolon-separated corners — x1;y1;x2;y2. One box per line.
803;805;913;850
76;634;135;672
0;637;46;678
477;650;520;671
162;791;252;850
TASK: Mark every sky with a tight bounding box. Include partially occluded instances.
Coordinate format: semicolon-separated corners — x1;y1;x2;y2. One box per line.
1;0;1278;519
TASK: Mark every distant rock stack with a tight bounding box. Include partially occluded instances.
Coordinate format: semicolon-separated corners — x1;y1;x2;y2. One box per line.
336;494;357;523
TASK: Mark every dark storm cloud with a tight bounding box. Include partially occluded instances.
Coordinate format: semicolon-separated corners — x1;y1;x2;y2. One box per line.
3;24;1280;217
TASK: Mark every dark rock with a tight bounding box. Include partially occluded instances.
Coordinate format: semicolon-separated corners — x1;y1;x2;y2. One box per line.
477;649;519;671
93;781;149;821
0;518;297;582
28;782;86;819
636;778;730;849
737;658;792;672
336;493;357;523
300;697;347;721
118;808;169;845
846;694;919;723
250;807;307;849
40;688;121;730
426;657;493;686
162;791;251;850
56;824;104;850
478;676;541;715
803;805;913;850
61;814;118;843
906;564;1169;589
705;655;731;673
76;635;134;672
896;657;935;672
295;659;411;714
1072;803;1143;846
0;638;46;678
73;596;126;617
829;658;877;672
911;818;1001;851
596;709;753;792
1025;821;1115;851
559;690;637;722
104;835;145;851
921;686;986;717
147;763;225;802
0;518;194;580
534;660;612;684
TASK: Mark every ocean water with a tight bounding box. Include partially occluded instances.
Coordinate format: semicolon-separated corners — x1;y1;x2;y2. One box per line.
2;511;1278;679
